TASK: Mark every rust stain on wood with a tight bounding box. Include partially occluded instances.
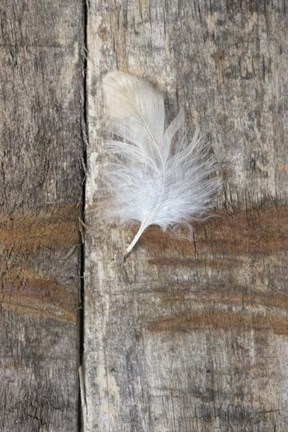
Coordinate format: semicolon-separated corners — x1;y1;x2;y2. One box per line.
136;204;288;256
148;310;288;335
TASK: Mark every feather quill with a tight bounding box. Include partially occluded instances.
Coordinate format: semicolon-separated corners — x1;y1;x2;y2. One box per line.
102;71;219;254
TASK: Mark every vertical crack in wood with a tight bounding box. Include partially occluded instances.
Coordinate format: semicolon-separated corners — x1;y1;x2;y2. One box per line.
78;0;89;431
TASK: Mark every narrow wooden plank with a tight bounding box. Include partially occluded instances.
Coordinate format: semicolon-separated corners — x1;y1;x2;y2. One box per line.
85;1;288;431
0;1;84;430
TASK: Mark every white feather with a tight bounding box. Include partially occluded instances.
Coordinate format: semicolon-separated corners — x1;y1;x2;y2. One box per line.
102;71;219;254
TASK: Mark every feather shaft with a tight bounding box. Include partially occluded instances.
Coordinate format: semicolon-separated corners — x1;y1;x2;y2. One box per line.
126;219;150;255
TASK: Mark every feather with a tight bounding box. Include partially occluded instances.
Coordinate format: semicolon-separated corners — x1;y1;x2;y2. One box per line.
102;71;219;254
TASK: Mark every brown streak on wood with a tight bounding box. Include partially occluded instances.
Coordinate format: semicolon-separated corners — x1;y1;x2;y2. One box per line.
1;275;77;323
159;286;288;312
148;311;288;335
138;205;288;256
0;298;77;324
147;257;232;268
0;204;80;322
0;204;80;250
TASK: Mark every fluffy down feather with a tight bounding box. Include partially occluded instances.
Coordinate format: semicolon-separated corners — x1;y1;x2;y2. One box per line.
102;71;219;254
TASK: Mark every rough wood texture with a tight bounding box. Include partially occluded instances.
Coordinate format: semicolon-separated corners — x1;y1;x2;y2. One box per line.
85;1;288;431
0;1;84;431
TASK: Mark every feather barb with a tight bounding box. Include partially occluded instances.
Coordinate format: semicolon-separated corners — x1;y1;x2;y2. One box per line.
102;71;219;254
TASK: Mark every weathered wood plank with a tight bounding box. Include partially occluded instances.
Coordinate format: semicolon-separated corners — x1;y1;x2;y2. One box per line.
85;1;288;431
0;1;84;430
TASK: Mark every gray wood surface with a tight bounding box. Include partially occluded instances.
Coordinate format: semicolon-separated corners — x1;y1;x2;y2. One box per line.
0;1;84;431
85;1;288;431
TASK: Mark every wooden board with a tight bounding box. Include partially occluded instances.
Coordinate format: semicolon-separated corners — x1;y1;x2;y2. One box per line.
85;1;288;431
0;1;84;430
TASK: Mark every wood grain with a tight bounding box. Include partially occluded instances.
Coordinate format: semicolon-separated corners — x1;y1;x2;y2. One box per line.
85;1;288;431
0;1;84;431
